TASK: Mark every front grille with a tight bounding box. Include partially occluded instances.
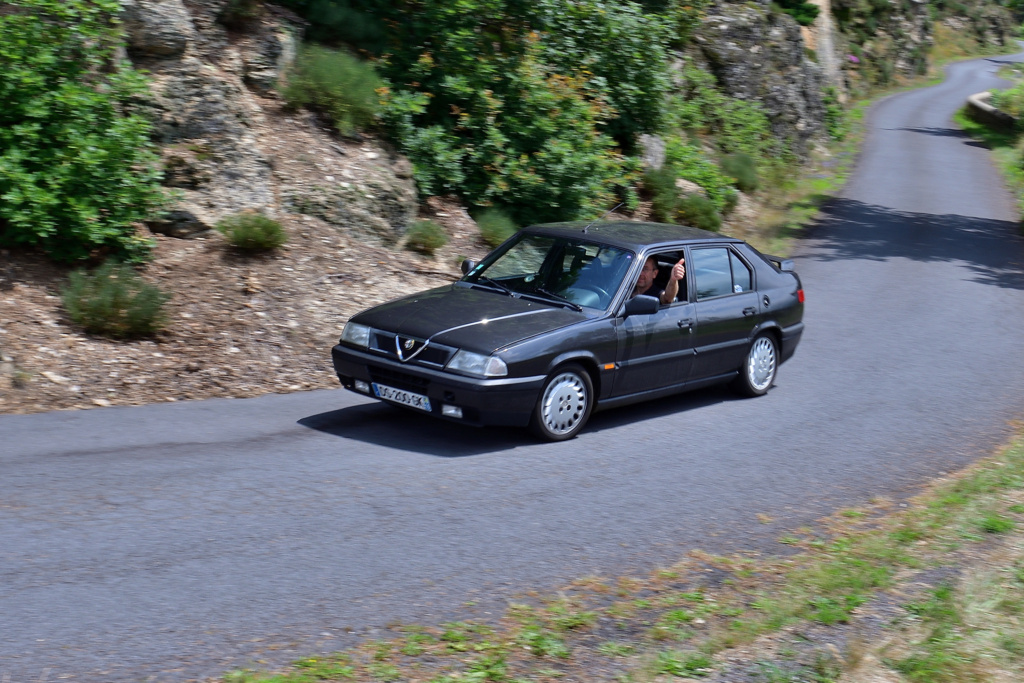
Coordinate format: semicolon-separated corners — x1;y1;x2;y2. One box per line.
369;331;456;368
368;365;430;391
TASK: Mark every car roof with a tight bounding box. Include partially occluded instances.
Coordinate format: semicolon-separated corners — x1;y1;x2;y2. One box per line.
524;221;741;251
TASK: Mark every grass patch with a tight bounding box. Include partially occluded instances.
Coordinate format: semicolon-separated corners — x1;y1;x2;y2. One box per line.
654;649;713;677
62;261;170;338
403;219;448;256
281;44;381;137
209;429;1024;683
216;212;288;251
473;208;518;248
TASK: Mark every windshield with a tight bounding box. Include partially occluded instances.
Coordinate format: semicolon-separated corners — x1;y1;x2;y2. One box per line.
462;233;634;310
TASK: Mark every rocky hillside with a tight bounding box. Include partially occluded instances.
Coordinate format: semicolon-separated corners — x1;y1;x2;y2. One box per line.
122;0;418;243
121;0;1018;241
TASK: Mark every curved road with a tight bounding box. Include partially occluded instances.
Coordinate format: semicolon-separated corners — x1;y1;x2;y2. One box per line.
4;54;1024;681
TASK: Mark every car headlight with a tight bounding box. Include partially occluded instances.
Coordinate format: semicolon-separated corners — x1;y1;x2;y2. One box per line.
447;350;508;378
341;321;372;348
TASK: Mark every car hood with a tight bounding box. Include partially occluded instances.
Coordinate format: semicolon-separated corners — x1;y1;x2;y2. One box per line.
352;285;588;353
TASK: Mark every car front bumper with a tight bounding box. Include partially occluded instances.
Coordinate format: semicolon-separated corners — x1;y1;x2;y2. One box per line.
331;344;545;427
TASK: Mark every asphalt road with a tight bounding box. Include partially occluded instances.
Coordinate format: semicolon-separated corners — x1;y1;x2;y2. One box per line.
4;54;1024;682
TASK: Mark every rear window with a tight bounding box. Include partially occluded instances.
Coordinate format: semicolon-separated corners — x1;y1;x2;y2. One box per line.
692;247;752;299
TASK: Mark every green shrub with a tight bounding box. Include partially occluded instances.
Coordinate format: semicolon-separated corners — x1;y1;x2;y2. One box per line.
216;212;288;250
282;44;382;136
382;48;631;226
218;0;264;28
676;194;721;232
644;167;682;223
665;137;739;214
370;0;651;225
670;65;782;163
0;0;167;263
720;153;759;193
990;83;1024;120
533;0;671;145
404;219;448;256
722;189;739;215
773;0;820;25
823;87;849;141
474;209;518;248
62;262;170;338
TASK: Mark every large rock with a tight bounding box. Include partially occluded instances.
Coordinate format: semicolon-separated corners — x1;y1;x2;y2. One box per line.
121;0;196;58
692;2;826;158
143;55;275;231
125;1;420;242
280;157;419;245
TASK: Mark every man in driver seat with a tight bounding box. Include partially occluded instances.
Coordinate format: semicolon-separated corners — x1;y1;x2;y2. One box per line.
631;256;685;305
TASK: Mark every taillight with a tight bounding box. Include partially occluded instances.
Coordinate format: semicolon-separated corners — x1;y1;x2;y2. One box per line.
797;289;805;304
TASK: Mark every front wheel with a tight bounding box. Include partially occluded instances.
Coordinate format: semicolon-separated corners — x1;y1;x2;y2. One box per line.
529;364;594;441
733;333;778;397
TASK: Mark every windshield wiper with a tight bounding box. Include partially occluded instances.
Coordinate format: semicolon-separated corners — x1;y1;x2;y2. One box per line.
473;276;516;297
525;287;583;312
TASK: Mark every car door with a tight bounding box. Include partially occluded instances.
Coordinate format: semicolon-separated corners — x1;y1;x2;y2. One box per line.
611;251;696;397
689;246;761;380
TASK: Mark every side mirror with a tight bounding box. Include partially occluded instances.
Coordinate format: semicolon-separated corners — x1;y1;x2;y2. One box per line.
620;294;659;317
461;259;477;275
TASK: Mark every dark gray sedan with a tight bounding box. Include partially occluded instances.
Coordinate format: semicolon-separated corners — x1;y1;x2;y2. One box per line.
332;221;804;440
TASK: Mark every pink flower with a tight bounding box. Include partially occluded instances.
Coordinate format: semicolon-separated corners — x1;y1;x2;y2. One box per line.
847;54;860;64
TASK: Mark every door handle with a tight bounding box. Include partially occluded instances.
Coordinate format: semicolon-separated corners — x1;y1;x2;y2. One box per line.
677;318;693;329
743;307;757;317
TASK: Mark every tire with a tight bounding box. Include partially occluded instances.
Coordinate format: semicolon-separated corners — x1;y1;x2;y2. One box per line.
529;363;594;441
733;333;778;397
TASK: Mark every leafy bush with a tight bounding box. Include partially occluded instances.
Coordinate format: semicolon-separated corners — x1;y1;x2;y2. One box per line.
532;0;671;146
282;44;382;136
773;0;820;26
665;138;738;214
216;212;288;250
404;219;448;256
670;65;783;162
990;83;1024;120
720;153;759;193
0;0;167;263
62;262;170;338
296;0;647;224
218;0;265;28
643;164;724;230
474;209;518;248
822;87;849;141
644;167;682;223
662;0;713;47
676;194;721;232
382;47;633;226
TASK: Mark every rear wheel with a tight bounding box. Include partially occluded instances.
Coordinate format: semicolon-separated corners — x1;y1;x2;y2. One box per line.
529;363;594;441
733;333;778;397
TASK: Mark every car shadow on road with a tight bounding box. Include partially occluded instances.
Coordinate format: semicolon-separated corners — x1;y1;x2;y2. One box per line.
298;385;735;455
804;197;1024;291
297;402;530;456
584;384;733;433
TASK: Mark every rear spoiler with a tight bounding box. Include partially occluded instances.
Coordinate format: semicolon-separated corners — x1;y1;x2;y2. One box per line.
764;255;796;272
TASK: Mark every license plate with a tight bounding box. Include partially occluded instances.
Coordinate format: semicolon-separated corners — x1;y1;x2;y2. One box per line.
372;383;432;412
